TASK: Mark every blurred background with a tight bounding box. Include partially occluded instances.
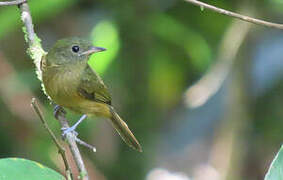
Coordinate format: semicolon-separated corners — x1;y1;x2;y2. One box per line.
0;0;283;179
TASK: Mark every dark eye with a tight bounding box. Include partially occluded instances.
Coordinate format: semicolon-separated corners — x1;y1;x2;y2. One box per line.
72;45;80;53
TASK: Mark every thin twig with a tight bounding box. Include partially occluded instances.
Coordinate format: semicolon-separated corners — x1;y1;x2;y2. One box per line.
31;98;73;180
185;0;283;30
0;0;26;6
75;136;96;152
17;1;89;179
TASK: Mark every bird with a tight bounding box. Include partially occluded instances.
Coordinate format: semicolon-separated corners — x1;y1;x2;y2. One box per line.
41;37;142;152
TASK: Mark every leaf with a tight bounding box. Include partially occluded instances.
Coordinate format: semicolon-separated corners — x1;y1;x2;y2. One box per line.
265;145;283;180
0;158;65;180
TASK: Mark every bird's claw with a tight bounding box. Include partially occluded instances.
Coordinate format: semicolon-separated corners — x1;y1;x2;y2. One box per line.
53;105;66;119
61;126;78;138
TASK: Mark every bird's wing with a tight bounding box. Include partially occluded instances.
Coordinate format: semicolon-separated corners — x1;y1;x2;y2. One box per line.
78;65;112;105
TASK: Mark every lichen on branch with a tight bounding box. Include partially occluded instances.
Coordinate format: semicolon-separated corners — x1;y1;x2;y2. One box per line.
22;25;46;81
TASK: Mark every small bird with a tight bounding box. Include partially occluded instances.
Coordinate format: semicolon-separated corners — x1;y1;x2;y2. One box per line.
41;37;142;152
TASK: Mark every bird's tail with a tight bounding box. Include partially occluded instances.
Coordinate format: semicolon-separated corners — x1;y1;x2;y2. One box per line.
108;106;142;152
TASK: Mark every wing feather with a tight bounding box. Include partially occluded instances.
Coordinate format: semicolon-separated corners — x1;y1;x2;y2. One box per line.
78;65;111;105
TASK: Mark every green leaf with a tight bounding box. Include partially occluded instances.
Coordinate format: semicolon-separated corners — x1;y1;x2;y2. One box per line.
0;158;65;180
89;20;120;75
265;145;283;180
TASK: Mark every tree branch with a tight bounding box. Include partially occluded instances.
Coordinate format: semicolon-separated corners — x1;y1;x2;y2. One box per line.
75;136;96;152
19;2;35;45
31;98;73;180
185;12;252;108
16;1;89;179
185;0;283;30
0;0;26;6
56;111;89;180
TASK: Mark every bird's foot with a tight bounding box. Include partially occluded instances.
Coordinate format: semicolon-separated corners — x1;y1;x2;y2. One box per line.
53;105;66;119
61;126;78;138
61;114;87;138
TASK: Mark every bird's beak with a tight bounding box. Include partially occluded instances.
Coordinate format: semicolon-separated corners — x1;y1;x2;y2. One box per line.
79;46;106;56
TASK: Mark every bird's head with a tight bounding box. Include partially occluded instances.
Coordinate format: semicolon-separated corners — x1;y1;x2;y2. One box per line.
46;37;106;66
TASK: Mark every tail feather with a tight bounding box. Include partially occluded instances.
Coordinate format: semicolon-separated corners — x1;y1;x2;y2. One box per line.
108;106;142;152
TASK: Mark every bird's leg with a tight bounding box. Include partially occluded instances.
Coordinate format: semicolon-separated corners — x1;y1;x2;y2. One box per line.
61;114;87;137
53;105;66;119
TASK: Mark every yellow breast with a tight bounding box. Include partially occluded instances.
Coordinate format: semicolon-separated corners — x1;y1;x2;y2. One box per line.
42;64;83;109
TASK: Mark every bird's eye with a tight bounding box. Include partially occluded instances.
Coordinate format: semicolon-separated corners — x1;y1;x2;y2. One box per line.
72;45;80;53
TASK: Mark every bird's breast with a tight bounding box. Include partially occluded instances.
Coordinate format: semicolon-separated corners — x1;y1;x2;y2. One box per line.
42;66;83;109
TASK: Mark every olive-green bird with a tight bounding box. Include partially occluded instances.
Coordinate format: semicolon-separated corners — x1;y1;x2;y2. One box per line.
41;37;142;152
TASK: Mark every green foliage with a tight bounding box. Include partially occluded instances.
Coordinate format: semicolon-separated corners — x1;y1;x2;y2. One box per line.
265;145;283;180
89;20;120;75
268;0;283;14
0;0;76;39
0;158;65;180
148;47;185;107
150;14;212;72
